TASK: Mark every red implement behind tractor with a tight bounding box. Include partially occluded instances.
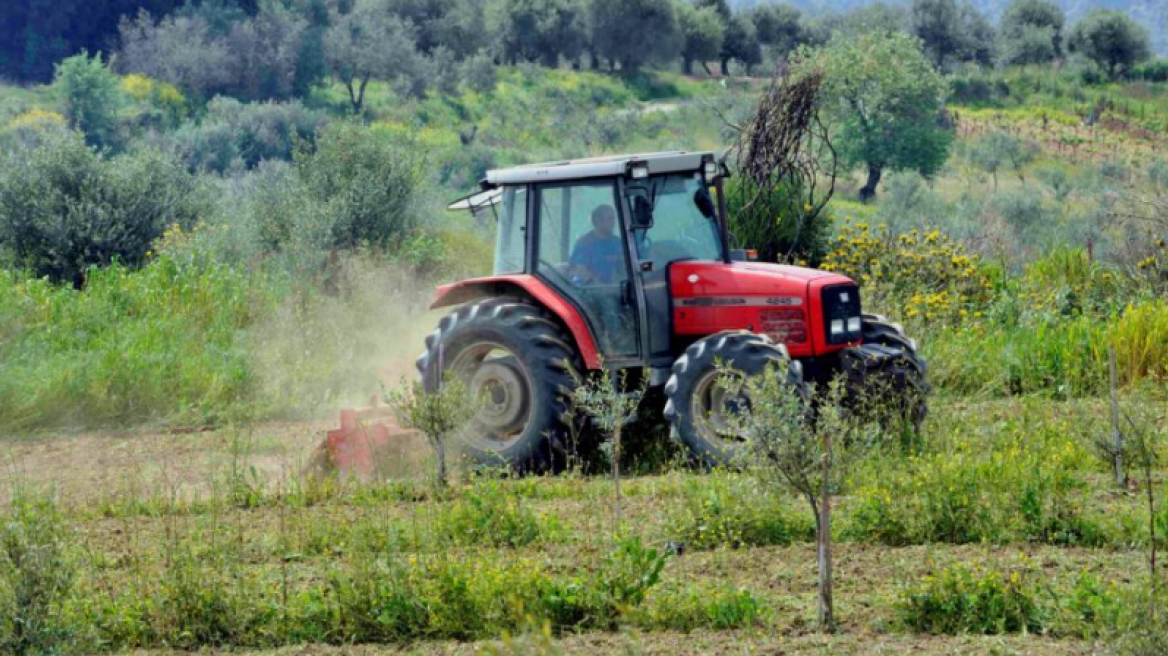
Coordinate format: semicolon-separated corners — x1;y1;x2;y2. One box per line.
322;151;927;476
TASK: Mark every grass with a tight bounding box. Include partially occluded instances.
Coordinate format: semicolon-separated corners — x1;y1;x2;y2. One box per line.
0;393;1164;653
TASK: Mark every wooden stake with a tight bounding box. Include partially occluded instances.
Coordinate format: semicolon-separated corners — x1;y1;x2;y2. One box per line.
818;429;835;632
1110;344;1124;486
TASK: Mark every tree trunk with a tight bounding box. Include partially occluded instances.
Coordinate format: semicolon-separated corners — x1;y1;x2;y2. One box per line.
612;423;623;536
683;57;693;75
859;165;883;202
818;431;836;632
432;435;447;487
720;57;730;76
354;75;370;113
702;61;714;76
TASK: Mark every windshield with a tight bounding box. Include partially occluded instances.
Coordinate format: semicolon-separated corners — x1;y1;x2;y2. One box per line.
630;173;724;264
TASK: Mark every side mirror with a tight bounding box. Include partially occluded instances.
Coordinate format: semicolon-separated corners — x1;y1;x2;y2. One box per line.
694;188;715;219
631;195;654;229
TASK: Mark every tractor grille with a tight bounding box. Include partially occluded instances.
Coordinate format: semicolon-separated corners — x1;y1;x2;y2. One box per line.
822;284;862;345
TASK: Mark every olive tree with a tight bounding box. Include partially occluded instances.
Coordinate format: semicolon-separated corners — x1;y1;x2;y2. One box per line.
386;377;480;487
720;14;763;76
796;32;952;202
910;0;995;70
590;0;682;72
1068;9;1151;79
324;0;420;112
720;366;876;632
749;3;805;61
999;0;1064;66
488;0;589;67
116;10;234;101
678;2;724;75
0;133;204;287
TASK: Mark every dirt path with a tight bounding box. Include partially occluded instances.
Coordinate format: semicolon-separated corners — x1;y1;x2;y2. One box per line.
0;418;430;507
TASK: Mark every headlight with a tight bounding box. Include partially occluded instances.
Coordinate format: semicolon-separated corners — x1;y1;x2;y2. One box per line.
830;319;844;335
847;316;861;333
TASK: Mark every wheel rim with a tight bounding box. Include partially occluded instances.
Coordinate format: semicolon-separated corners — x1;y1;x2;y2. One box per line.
446;341;532;450
689;369;749;449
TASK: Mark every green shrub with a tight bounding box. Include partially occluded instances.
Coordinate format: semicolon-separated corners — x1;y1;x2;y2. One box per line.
294;119;425;250
665;472;810;550
434;479;553;548
0;132;206;287
632;583;768;631
1055;571;1122;639
898;562;1045;635
726;176;830;264
844;426;1103;546
926;299;1168;397
52;52;125;148
0;492;78;655
171;97;328;173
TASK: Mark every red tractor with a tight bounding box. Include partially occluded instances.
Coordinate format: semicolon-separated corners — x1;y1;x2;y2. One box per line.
418;151;927;472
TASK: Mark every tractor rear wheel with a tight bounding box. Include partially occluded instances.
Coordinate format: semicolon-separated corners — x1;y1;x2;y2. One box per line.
663;331;806;468
415;297;579;473
842;314;929;430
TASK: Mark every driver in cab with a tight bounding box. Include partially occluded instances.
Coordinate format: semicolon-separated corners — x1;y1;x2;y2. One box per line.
569;204;623;285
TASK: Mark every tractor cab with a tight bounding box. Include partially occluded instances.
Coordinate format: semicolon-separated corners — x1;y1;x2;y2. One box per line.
424;151;928;472
449;153;733;368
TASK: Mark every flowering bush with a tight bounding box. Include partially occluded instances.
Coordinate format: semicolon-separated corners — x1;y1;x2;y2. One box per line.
821;219;995;323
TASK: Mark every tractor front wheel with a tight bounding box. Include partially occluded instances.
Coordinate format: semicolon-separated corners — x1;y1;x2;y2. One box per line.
841;314;929;431
663;331;806;468
415;297;579;473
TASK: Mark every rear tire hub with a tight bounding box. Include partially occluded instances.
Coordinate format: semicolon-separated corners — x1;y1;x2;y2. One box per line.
469;359;530;436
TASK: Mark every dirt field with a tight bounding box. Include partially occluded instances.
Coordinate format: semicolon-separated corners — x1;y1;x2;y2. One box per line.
0;399;1143;655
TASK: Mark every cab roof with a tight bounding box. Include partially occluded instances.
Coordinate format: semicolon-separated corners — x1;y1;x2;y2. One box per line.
485;151;717;186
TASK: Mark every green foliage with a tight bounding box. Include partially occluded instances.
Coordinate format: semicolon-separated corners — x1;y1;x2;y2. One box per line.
0;131;205;286
387;375;480;486
171;97;327;173
1068;9;1152;79
796;32;953;200
323;0;421;110
116;2;321;102
845;425;1105;546
434;479;552;547
0;492;78;655
999;0;1064;66
898;562;1045;634
677;2;725;75
590;0;683;72
0;249;258;432
294;120;426;250
726;176;830;264
966;131;1037;189
910;0;995;70
748;3;805;59
720;15;762;75
51;51;125;148
488;0;588;68
632;583;767;631
665;471;810;549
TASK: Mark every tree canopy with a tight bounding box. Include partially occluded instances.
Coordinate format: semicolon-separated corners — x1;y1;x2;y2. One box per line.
796;32;952;202
589;0;682;72
1068;8;1151;78
999;0;1065;66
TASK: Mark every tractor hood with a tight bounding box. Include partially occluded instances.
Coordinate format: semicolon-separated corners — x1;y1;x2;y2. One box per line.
670;261;860;358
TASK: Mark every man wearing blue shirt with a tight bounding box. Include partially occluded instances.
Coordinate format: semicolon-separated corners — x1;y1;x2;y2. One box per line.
569;204;624;284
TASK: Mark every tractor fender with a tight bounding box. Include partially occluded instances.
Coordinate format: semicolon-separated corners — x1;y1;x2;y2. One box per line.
429;274;602;369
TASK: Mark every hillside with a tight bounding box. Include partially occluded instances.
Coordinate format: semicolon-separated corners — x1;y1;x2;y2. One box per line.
733;0;1168;54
